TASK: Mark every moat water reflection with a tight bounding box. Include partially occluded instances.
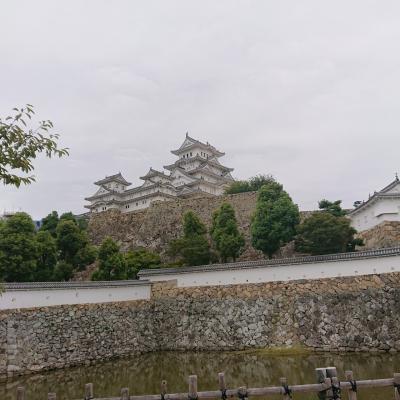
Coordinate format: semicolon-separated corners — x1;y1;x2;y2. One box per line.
1;351;399;400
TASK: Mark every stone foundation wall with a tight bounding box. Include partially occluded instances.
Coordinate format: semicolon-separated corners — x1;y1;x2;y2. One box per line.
87;192;313;263
357;221;400;250
0;301;154;378
2;272;400;378
87;191;264;262
151;273;400;352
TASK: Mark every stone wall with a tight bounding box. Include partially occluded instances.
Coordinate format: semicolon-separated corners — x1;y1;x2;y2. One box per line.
87;192;308;263
1;272;400;378
357;221;400;250
0;301;154;377
88;192;262;261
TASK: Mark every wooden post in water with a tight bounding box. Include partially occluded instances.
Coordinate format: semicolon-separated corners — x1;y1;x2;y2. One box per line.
48;393;56;400
161;380;168;398
188;375;198;400
238;386;247;400
280;377;291;400
121;388;129;400
394;373;400;400
316;368;327;400
218;373;226;390
345;370;357;400
16;387;25;400
326;367;338;399
331;377;341;399
85;383;94;400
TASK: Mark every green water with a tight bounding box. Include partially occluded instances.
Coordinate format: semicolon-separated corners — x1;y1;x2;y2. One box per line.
1;351;399;400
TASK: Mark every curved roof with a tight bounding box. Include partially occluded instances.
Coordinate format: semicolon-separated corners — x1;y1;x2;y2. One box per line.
349;177;400;216
171;133;225;157
94;172;131;186
140;167;172;181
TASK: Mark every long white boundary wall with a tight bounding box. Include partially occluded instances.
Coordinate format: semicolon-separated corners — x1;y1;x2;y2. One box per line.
0;281;151;310
139;247;400;288
3;248;400;310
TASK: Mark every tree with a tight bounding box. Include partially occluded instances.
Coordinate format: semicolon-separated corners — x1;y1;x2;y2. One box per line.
295;212;363;255
125;248;161;279
56;220;88;264
225;174;275;194
318;199;346;217
169;211;211;266
59;212;77;224
40;211;59;237
52;260;74;281
0;213;38;282
210;203;245;262
0;105;68;187
74;244;98;271
35;230;58;281
92;237;126;280
251;182;300;258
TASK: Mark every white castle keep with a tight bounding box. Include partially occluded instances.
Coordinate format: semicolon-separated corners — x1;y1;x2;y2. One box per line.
85;134;234;213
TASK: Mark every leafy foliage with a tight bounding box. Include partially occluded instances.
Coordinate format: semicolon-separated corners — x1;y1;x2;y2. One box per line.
92;237;126;281
74;244;98;271
225;174;275;194
0;211;96;282
53;260;74;281
0;105;68;187
210;202;245;262
295;212;363;255
0;213;38;282
169;211;211;266
251;182;300;258
318;199;346;217
35;230;58;281
125;248;161;279
56;220;88;264
40;211;59;237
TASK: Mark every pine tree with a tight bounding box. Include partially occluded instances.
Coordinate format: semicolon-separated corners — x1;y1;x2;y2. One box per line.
210;202;245;262
251;182;300;258
169;211;211;266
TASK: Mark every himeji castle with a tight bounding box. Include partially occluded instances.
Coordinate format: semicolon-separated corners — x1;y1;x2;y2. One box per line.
85;134;235;213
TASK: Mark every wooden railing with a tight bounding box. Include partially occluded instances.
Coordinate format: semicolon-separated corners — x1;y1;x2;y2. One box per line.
14;367;400;400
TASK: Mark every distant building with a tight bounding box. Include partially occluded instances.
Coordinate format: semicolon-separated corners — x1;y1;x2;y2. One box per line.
349;176;400;231
85;134;234;213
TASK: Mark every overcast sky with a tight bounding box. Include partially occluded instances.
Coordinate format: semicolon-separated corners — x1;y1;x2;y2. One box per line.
1;1;400;219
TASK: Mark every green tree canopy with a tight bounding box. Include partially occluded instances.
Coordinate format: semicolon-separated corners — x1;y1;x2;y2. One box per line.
74;244;98;271
295;212;363;255
125;248;161;279
169;211;211;266
40;211;59;237
92;237;126;281
59;212;77;224
251;182;300;258
318;199;346;217
0;212;38;282
0;105;68;187
225;174;275;194
210;202;245;262
35;230;58;281
183;211;207;236
56;220;88;264
52;260;74;281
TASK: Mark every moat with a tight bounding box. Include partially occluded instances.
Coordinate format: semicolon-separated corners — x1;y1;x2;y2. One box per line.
1;351;399;400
